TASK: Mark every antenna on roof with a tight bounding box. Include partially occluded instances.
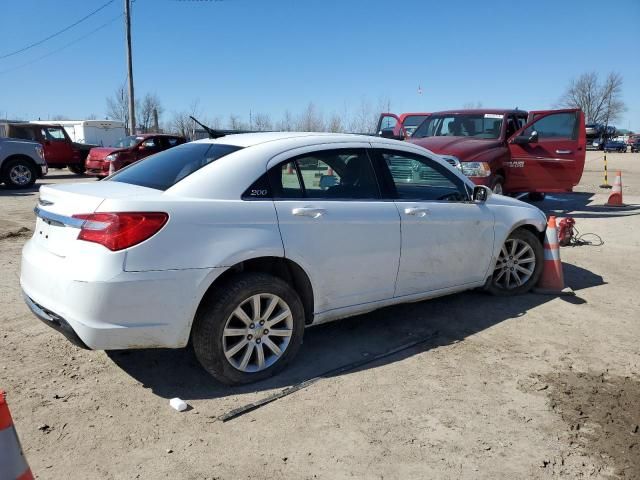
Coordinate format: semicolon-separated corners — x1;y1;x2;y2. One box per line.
189;116;225;139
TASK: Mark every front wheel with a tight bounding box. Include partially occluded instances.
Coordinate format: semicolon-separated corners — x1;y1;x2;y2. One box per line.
491;175;504;195
486;228;543;296
192;273;305;385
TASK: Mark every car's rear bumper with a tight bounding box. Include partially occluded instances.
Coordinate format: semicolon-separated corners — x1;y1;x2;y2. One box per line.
20;238;223;350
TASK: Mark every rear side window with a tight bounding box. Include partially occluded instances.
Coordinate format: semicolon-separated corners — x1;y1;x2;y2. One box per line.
109;143;242;190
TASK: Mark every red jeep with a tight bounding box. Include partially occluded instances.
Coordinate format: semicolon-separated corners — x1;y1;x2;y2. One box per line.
0;122;91;174
378;109;586;199
85;133;187;177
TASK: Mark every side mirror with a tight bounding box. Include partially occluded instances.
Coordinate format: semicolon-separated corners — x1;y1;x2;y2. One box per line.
319;174;338;190
472;185;492;202
379;128;405;141
512;130;539;145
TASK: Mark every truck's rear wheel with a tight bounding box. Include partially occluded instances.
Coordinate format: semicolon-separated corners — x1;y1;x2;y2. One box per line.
68;164;86;175
527;192;546;202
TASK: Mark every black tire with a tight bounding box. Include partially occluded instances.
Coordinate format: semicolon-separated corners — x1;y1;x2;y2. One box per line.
527;192;546;202
192;272;305;385
486;228;543;297
491;175;505;195
68;164;86;175
2;157;37;189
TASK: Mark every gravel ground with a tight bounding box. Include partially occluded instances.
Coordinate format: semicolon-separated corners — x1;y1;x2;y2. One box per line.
1;152;638;479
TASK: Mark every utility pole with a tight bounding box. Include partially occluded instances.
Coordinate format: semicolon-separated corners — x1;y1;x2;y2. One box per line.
124;0;135;134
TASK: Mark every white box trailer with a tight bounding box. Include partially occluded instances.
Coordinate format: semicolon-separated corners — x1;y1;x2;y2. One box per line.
30;120;126;147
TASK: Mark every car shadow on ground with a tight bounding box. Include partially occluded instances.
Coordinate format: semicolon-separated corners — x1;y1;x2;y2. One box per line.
108;262;604;402
532;192;640;219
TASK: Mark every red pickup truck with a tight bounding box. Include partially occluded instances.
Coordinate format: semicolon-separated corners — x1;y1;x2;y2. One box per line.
377;108;586;199
85;133;186;177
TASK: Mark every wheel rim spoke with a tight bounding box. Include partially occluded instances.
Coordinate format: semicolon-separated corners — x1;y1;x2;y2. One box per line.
262;337;282;356
222;293;293;373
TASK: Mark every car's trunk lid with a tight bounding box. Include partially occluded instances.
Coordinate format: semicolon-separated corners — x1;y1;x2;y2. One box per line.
34;182;161;257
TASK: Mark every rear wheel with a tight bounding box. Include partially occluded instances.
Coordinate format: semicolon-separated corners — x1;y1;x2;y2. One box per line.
2;158;36;188
486;228;543;296
68;164;86;175
192;273;305;385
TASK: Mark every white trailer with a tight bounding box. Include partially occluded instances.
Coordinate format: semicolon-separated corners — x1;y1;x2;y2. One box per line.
30;120;126;147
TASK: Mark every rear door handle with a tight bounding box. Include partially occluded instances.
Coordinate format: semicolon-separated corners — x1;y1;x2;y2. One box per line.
292;207;326;219
555;149;572;154
404;207;430;217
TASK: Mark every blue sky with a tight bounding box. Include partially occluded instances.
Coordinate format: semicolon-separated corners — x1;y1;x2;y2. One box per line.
0;0;638;130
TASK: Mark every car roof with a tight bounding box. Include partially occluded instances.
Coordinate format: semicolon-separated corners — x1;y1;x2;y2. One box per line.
192;131;377;148
430;109;526;116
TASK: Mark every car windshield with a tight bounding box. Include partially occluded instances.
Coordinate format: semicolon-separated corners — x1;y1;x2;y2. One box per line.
413;113;504;139
114;135;142;148
109;143;243;190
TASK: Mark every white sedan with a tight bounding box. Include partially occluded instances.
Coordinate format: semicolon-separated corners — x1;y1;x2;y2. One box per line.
21;132;547;384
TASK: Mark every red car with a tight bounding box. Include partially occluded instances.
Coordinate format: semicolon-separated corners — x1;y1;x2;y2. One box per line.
85;134;187;177
378;108;586;199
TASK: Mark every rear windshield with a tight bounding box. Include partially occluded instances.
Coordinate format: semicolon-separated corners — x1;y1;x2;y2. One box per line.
109;143;242;190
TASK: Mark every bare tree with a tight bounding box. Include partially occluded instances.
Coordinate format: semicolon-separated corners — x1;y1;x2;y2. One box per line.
86;113;98;120
348;98;375;133
327;112;345;133
276;110;294;131
228;114;249;130
463;101;483;109
253;113;272;131
296;102;324;131
106;84;131;133
169;100;202;139
51;114;69;121
558;72;626;124
139;93;163;132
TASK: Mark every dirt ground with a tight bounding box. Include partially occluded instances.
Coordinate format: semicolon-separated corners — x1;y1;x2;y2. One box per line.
1;152;639;479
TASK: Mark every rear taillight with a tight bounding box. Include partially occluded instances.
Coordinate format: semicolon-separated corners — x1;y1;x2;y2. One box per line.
71;212;168;251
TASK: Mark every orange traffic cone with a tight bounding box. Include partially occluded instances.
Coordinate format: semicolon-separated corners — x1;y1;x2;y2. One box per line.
0;391;34;480
286;163;294;175
534;216;574;296
326;166;334;176
605;171;625;207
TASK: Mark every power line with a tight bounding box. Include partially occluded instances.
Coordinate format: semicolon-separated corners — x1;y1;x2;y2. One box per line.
0;14;122;75
0;0;116;60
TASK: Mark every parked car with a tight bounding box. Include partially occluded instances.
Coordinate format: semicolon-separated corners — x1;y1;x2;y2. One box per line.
0;137;47;188
0;122;93;174
378;108;586;201
630;140;640;153
21;132;547;384
604;140;627;153
85;133;187;177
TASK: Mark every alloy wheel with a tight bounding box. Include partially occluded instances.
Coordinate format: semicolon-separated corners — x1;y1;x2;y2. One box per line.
9;164;32;186
493;238;536;290
222;293;293;373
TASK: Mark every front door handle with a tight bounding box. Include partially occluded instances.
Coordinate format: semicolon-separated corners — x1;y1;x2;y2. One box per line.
404;207;430;217
292;207;326;219
555;149;572;154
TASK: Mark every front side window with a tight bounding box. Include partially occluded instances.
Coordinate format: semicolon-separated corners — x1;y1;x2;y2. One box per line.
10;126;36;141
269;149;380;200
402;115;429;136
378;150;468;201
523;112;578;140
41;127;66;141
413;113;504;140
109;143;242;190
114;136;142;148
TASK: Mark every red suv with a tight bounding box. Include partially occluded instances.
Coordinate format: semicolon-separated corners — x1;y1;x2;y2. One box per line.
85;134;187;177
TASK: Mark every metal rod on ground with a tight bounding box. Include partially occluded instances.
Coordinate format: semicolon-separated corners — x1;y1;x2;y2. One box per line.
600;154;612;189
124;0;135;135
219;331;440;422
